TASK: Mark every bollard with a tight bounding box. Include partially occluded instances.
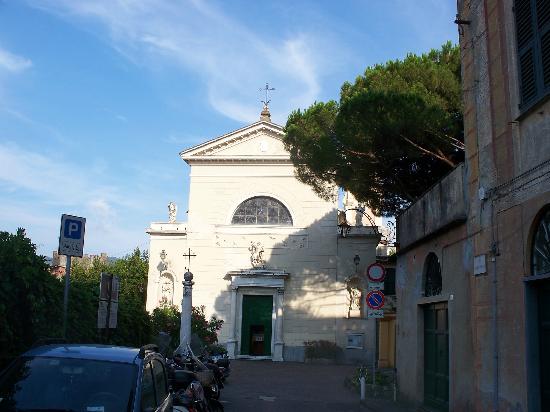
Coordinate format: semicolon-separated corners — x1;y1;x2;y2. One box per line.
360;376;366;401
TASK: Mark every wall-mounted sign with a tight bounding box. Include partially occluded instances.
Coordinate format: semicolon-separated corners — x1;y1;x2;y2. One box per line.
474;254;487;276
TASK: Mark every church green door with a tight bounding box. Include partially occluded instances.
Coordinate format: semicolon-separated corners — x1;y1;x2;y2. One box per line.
240;295;273;356
424;302;449;411
538;280;550;409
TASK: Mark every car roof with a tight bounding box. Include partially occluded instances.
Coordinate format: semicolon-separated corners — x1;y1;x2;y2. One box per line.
23;344;142;364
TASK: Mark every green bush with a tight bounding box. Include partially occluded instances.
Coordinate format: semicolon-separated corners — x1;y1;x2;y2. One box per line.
0;229;223;366
346;366;394;389
150;303;181;352
304;340;343;359
191;305;223;345
0;229;64;368
205;343;228;355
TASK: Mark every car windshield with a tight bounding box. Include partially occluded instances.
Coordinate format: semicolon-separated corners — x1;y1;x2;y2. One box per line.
0;356;137;412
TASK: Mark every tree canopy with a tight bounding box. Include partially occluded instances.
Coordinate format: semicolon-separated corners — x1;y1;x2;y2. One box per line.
284;42;463;216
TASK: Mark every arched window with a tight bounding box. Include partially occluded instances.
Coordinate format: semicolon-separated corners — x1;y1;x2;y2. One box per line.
532;208;550;276
424;253;442;297
231;196;292;225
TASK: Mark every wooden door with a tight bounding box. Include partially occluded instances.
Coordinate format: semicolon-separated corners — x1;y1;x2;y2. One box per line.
240;295;273;356
424;302;449;411
539;281;550;409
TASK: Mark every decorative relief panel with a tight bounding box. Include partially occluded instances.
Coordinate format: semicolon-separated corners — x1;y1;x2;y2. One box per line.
214;234;308;249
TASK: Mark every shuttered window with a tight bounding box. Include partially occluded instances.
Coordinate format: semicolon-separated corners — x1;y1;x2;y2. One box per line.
515;0;550;110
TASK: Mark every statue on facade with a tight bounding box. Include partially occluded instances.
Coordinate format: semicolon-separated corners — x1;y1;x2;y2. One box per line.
168;202;177;223
343;191;366;226
249;241;265;268
159;275;174;305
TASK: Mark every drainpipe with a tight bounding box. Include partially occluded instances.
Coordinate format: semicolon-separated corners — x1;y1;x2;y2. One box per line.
490;199;499;412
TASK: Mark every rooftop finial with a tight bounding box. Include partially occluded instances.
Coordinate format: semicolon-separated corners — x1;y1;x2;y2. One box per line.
259;82;275;122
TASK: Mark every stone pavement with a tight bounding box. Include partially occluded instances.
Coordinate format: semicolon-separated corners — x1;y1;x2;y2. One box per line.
220;360;416;412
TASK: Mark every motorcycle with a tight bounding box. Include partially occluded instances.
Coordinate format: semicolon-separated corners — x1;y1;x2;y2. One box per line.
173;380;209;412
201;349;230;382
168;345;224;412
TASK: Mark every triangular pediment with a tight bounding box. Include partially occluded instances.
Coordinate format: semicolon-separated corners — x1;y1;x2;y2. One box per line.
179;121;289;163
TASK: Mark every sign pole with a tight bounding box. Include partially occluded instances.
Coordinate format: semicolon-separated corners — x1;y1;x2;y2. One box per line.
105;274;112;343
365;262;386;389
59;213;86;339
372;318;378;389
62;255;71;339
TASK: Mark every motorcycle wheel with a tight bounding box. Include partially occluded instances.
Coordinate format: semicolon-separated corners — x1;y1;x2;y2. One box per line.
207;398;225;412
211;381;220;400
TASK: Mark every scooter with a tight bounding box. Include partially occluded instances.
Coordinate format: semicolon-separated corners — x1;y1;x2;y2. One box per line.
168;345;224;412
201;350;230;382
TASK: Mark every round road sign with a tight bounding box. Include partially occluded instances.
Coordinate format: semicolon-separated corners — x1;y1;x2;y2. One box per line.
366;290;385;310
366;263;386;282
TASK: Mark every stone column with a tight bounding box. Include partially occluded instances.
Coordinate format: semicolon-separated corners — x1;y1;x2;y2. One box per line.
273;288;285;361
176;270;193;355
226;286;238;359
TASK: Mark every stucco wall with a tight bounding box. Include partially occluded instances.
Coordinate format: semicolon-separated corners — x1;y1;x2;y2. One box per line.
398;165;467;251
396;222;474;409
459;0;550;410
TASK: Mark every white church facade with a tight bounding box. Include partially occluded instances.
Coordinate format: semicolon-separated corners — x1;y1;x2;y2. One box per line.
145;108;382;362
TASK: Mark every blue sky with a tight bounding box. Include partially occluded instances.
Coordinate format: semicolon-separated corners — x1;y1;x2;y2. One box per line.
0;0;458;258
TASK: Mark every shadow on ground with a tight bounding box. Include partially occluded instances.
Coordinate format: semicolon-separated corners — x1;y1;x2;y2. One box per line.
221;360;415;412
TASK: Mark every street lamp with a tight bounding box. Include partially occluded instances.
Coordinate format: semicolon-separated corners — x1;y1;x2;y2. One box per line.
354;254;360;274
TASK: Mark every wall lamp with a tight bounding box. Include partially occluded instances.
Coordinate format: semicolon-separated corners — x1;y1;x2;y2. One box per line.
454;14;471;35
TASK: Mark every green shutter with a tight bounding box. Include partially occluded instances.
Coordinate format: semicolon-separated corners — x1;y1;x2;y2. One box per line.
515;0;550;108
537;0;550;88
516;0;538;105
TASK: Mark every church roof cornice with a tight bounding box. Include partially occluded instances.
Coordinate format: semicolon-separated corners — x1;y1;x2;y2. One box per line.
179;121;285;163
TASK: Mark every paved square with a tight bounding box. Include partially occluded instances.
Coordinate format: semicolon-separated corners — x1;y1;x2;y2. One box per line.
221;360;414;412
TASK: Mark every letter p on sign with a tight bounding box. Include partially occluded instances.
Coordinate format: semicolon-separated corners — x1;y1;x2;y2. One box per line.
64;220;82;239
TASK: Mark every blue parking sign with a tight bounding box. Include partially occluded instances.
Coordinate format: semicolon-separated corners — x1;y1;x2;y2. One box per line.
59;214;86;257
64;219;83;239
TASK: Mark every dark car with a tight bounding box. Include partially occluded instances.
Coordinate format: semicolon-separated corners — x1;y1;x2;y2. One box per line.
0;342;172;412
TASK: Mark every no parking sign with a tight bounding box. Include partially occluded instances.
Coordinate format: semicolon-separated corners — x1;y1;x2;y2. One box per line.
366;290;385;310
366;290;385;319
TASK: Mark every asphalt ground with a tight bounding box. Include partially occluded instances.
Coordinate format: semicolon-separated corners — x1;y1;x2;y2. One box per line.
220;360;415;412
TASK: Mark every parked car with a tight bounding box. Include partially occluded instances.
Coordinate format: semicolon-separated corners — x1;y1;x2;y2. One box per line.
0;341;173;412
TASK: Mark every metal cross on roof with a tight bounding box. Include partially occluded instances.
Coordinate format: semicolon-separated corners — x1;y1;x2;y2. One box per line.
182;248;196;271
260;82;275;107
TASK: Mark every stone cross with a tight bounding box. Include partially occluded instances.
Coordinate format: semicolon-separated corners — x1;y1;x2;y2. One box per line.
182;248;196;271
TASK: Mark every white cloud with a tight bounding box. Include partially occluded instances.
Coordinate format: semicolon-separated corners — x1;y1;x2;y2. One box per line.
87;198;116;231
0;142;147;256
0;47;32;73
28;0;339;123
